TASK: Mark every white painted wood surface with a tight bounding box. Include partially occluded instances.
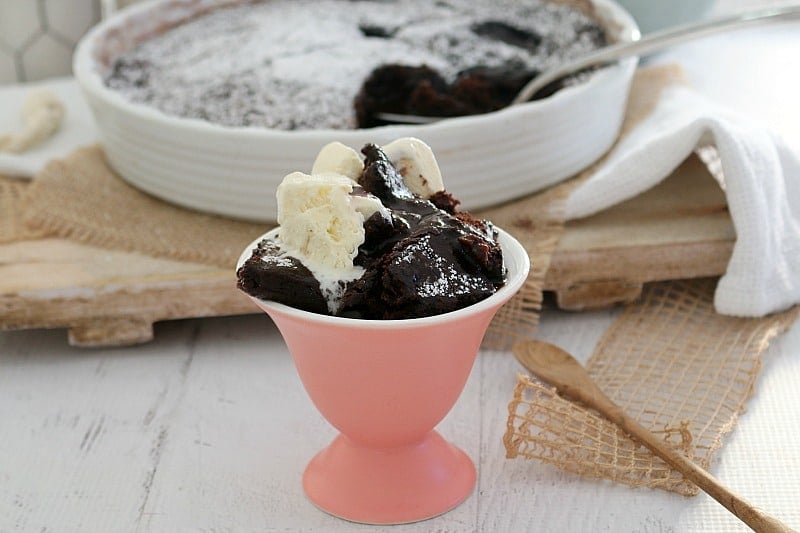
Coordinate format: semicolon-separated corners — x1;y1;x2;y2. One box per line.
1;310;799;532
2;1;799;531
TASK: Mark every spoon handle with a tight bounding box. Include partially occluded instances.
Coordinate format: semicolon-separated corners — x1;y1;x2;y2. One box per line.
513;5;800;104
568;380;796;533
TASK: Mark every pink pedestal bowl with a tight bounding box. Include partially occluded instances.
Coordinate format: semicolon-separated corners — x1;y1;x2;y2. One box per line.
238;228;529;524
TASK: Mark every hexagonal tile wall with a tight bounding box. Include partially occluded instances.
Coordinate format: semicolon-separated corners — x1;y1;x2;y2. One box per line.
0;0;101;84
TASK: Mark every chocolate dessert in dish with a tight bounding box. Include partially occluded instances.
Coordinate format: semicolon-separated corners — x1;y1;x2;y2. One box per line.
105;0;607;130
236;138;506;319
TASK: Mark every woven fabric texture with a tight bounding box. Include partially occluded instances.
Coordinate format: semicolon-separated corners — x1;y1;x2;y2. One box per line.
20;148;269;268
0;175;46;243
505;279;799;494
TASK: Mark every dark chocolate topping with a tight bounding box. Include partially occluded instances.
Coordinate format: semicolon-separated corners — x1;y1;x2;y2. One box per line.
237;144;505;319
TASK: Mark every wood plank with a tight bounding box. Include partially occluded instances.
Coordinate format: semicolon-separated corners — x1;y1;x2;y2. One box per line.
545;155;734;309
0;156;735;346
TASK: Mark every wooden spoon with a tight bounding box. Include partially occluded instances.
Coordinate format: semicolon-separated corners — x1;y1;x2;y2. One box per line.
513;340;796;533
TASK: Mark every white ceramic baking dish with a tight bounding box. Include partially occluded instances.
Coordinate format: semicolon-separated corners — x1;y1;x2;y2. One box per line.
74;0;639;223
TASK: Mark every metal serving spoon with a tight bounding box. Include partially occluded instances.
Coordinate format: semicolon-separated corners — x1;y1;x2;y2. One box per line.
377;5;800;125
513;340;796;533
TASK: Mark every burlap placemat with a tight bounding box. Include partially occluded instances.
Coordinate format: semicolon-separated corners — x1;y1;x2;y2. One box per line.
505;279;799;495
20;147;269;267
0;175;46;243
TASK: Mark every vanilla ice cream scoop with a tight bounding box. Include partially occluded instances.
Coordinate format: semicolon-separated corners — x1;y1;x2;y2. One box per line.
277;171;385;272
282;137;443;274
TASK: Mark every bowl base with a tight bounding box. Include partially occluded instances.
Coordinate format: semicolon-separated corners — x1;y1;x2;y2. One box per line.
303;430;476;525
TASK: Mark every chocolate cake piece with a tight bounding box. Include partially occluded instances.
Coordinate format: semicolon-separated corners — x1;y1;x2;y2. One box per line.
337;144;504;319
236;238;329;315
354;61;544;127
355;65;457;128
339;225;502;319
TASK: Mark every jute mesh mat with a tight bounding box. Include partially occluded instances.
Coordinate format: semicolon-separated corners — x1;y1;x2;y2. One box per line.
479;182;567;350
505;279;800;495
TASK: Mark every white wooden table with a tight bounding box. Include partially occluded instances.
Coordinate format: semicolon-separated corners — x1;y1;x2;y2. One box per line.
2;309;799;532
2;2;799;531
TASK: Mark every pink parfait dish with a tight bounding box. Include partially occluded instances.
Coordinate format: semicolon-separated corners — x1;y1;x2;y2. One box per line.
237;226;529;524
234;136;530;523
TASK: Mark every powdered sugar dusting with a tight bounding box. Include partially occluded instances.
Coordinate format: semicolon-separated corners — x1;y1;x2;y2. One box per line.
106;0;606;130
396;233;491;298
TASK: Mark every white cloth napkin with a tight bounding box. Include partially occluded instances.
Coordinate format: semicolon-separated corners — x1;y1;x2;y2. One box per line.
566;83;800;317
0;78;97;178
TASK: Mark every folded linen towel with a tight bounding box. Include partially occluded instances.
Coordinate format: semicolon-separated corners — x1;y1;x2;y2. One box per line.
565;84;800;317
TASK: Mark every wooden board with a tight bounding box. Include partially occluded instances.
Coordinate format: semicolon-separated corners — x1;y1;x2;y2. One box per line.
0;156;734;346
546;155;734;310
